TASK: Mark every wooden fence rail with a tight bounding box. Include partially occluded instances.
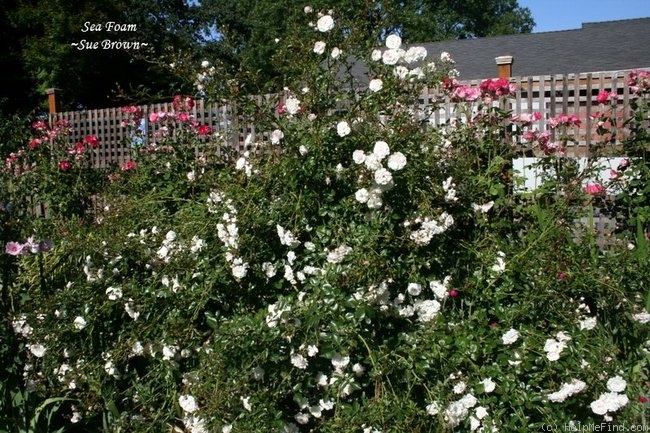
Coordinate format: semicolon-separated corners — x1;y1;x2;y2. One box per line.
49;69;646;168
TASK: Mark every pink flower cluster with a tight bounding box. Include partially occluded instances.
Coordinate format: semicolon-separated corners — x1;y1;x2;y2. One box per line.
120;105;144;127
522;130;565;156
5;149;31;176
479;78;517;100
547;114;581;129
628;69;650;94
510;112;542;126
444;77;516;103
5;237;53;256
140;95;212;136
27;119;72;150
596;90;619;105
59;160;72;172
121;161;137;171
172;95;195;112
583;183;605;195
149;111;189;123
66;135;100;162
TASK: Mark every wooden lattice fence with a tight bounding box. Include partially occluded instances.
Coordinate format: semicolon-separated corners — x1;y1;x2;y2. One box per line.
49;69;647;167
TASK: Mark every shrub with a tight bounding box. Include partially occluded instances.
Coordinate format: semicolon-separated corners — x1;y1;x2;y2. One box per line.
1;7;649;433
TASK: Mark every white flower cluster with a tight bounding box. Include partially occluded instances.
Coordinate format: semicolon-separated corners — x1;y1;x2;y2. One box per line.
194;60;216;93
356;281;392;308
501;328;520;345
544;331;571;361
326;244;352;264
313;40;326;55
408;213;454;246
429;276;452;300
444;393;478;428
183;415;209;433
359;278;452;322
293;396;336;425
428;375;496;431
83;255;104;282
235;151;254;177
266;301;291;328
414;299;441;322
179;394;199;413
370;34;430;81
277;225;301;249
337;121;351;137
368;78;383;92
156;230;180;263
574;299;597;330
73;316;87;330
124;298;140;321
547;379;587;403
469;406;490;431
27;343;47;358
285;96;301;115
271;129;284;144
106;286;123;300
471;201;494;214
54;362;78;390
316;13;334;33
480;378;496;393
352;141;407;210
490;251;506;274
591;376;628;417
210;190;248;281
12;315;33;337
633;309;650;324
442;177;458;202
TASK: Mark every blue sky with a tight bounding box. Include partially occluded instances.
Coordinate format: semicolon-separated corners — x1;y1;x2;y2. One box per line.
518;0;650;33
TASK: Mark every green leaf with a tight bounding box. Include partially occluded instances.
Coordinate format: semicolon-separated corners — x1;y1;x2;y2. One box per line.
29;397;72;431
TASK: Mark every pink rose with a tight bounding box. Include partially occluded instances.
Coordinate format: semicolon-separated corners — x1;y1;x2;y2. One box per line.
583;183;604;195
59;160;71;172
196;124;212;136
5;241;23;256
596;90;610;104
83;135;100;148
121;161;137;171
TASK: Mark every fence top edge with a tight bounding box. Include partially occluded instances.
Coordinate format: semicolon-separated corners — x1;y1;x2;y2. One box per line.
48;68;650;118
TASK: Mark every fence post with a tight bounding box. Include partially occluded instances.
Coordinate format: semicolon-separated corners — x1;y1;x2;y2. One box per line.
46;88;61;114
495;56;514;79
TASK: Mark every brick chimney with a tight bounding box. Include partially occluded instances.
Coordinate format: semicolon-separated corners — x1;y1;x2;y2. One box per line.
46;88;61;114
495;56;514;78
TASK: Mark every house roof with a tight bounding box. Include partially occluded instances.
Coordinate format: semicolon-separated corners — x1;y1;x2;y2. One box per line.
390;17;650;80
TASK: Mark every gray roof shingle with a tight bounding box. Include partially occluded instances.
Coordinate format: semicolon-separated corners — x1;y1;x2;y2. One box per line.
419;18;650;80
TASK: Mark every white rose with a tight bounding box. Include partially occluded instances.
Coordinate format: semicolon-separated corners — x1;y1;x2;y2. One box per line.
178;395;199;413
368;79;383;92
387;152;407;170
337;121;351;137
385;34;402;49
352;149;366;164
316;15;334;32
382;49;402;65
313;41;326;55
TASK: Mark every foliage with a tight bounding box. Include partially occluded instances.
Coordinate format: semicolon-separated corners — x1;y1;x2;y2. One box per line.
2;0;201;112
193;0;535;92
1;6;649;433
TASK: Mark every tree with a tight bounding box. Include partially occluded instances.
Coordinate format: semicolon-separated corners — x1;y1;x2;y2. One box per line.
197;0;535;92
3;0;203;112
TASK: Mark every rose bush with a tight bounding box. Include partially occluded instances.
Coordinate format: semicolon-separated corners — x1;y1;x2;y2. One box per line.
1;6;649;433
